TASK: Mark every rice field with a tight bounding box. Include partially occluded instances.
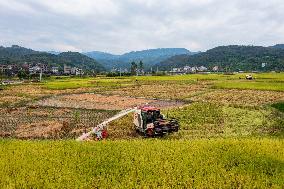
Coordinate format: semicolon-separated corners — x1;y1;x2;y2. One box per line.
0;139;283;188
0;72;284;188
213;81;284;91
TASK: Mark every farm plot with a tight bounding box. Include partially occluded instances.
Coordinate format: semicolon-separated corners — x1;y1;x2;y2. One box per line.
99;81;210;100
213;80;284;91
31;93;185;110
1;139;283;188
0;83;101;107
190;89;284;106
0;107;118;139
166;102;284;139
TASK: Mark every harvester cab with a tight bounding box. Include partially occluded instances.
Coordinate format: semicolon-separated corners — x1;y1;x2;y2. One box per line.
134;106;179;137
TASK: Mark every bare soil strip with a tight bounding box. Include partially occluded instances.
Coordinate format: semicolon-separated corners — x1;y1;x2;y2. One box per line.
31;93;186;110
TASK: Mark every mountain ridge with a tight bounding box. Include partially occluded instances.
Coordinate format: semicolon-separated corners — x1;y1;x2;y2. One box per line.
156;45;284;71
83;48;197;70
0;45;105;72
270;44;284;49
1;45;284;72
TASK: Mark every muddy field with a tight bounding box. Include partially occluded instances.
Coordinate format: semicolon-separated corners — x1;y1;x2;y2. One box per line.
31;93;186;110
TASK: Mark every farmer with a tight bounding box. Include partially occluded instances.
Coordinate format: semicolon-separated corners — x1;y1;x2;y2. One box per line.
102;129;108;139
94;127;103;141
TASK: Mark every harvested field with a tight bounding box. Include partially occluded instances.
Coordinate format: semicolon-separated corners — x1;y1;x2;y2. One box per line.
15;121;65;139
0;84;102;107
0;96;27;107
191;89;284;106
0;107;118;139
32;93;185;110
99;82;209;100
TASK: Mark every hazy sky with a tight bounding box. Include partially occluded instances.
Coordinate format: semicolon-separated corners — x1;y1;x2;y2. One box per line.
0;0;283;54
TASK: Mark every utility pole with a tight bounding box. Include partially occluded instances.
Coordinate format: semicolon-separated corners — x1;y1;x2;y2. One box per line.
0;70;3;82
120;68;122;77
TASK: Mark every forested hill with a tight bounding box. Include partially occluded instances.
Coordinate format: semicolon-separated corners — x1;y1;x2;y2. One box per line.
83;51;119;61
58;52;105;71
0;45;105;72
156;45;284;71
270;44;284;49
84;48;196;70
0;45;38;58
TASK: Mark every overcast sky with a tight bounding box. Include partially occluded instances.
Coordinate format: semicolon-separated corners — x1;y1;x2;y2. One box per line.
0;0;283;54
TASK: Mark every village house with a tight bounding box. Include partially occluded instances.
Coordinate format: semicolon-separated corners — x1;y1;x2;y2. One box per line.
212;66;219;72
51;66;59;74
0;65;7;73
169;68;185;75
64;65;72;74
197;66;208;72
71;67;84;75
29;65;42;74
190;67;197;73
183;66;191;73
38;63;49;73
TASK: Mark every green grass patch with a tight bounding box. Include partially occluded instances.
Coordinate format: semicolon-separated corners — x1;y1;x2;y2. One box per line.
43;77;132;90
271;102;284;112
40;73;284;91
0;139;283;188
136;72;284;82
213;81;284;91
43;78;95;90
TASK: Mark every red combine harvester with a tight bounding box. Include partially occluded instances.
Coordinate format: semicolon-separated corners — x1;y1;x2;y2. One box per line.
77;106;179;141
133;106;179;137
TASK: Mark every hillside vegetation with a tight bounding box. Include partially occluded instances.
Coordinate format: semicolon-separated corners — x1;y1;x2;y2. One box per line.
0;45;105;72
157;45;284;71
270;44;284;49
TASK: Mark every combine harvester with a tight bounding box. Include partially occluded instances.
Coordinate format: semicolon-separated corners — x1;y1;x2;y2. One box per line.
76;106;179;141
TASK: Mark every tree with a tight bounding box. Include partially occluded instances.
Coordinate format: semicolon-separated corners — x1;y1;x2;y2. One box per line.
17;70;29;80
138;61;144;75
0;70;3;81
130;61;137;76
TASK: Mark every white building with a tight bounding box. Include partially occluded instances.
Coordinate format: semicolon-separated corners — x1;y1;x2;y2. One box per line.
172;68;182;72
51;67;59;74
212;66;219;72
183;66;191;72
198;66;208;72
71;67;84;75
29;66;41;74
191;67;197;72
